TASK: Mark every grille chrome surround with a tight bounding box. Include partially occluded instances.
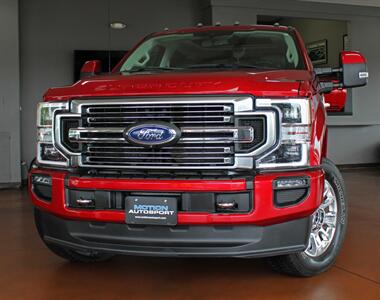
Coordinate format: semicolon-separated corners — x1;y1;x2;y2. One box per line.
53;97;278;170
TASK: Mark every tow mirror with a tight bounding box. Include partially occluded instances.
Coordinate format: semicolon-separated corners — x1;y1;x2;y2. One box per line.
315;51;368;112
80;60;102;79
315;51;368;93
340;51;368;88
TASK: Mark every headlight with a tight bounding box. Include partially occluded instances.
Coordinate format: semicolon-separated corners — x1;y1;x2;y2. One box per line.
256;99;311;169
36;101;69;166
37;102;68;127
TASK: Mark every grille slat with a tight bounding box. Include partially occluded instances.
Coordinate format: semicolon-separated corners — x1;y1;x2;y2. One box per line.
87;151;229;155
87;115;231;120
86;104;232;112
86;110;230;115
85;156;231;161
86;120;231;125
68;127;253;144
87;146;230;150
84;103;233;127
85;159;231;166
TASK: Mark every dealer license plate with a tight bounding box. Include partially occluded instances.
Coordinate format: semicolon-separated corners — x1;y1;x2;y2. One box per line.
125;196;177;226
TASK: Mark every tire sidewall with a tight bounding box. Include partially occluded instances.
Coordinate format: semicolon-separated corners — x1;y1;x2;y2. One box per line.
296;159;348;274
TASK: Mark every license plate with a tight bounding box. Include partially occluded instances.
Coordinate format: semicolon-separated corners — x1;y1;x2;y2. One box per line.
125;196;177;226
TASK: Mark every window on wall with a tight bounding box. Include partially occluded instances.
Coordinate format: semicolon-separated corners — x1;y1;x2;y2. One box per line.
258;16;351;115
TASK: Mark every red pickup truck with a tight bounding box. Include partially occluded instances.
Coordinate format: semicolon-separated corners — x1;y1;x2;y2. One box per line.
29;25;368;276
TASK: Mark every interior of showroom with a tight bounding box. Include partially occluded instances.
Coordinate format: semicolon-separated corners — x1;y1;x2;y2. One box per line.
1;0;380;186
1;0;380;299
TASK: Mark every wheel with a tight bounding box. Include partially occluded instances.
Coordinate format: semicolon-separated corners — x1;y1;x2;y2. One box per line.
34;209;114;263
267;158;347;277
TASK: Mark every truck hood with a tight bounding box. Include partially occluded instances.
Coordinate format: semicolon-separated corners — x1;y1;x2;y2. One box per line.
44;70;313;101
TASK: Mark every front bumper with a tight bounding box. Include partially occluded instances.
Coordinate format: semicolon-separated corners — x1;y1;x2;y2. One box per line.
30;168;323;257
36;209;311;258
29;168;324;226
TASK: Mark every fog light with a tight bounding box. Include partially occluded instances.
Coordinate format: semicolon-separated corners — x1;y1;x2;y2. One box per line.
32;174;52;186
273;177;310;207
31;174;52;202
215;193;251;212
76;198;95;208
274;177;309;189
216;200;236;210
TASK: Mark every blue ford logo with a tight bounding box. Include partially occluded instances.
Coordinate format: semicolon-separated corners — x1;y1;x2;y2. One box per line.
124;122;181;147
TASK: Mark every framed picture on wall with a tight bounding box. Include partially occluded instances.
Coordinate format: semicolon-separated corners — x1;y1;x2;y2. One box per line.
306;39;328;65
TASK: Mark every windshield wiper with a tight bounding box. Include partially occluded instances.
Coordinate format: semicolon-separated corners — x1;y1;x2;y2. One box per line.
122;66;184;73
183;63;276;70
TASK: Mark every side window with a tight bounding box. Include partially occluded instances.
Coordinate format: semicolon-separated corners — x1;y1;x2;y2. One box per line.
145;45;166;67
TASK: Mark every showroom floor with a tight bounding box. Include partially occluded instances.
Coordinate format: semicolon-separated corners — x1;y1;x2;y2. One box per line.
0;169;379;300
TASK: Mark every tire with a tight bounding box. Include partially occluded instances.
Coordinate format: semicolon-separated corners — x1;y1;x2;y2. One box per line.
267;158;347;277
34;209;114;263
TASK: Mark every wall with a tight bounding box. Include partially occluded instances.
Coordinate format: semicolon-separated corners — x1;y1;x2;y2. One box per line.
211;0;380;164
0;0;21;185
19;0;202;176
279;18;347;67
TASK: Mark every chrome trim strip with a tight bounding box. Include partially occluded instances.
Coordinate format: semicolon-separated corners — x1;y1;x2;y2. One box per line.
87;115;232;120
54;113;81;157
84;156;233;162
68;127;254;144
86;145;231;150
79;156;253;170
86;104;233;112
86;150;229;155
235;110;277;157
71;96;253;113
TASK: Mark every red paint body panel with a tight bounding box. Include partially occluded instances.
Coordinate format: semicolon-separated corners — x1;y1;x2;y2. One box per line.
310;92;328;166
81;60;102;74
30;168;324;226
43;70;312;101
69;177;248;192
324;88;347;112
340;51;367;65
153;25;291;36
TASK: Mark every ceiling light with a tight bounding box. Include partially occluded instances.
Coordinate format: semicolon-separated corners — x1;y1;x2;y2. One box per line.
110;22;127;30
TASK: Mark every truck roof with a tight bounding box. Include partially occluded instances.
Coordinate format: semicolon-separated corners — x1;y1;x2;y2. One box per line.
151;24;292;37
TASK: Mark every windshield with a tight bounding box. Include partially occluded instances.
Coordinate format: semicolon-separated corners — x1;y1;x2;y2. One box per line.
120;30;305;72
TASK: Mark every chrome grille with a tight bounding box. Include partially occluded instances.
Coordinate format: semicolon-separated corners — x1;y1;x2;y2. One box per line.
84;103;233;126
82;143;233;166
78;102;239;168
54;97;277;170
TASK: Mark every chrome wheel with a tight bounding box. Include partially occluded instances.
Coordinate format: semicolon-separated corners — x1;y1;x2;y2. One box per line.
305;179;338;257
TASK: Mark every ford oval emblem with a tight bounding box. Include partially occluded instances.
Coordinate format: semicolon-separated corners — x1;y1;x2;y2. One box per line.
124;122;181;147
